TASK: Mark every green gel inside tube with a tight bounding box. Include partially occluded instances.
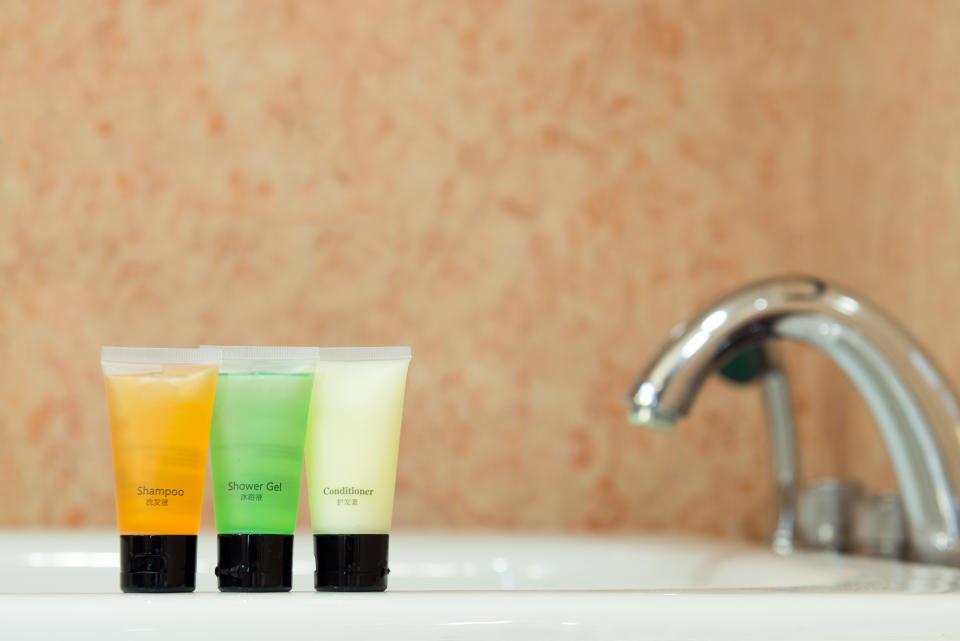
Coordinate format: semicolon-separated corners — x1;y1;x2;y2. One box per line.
206;347;316;592
210;371;313;534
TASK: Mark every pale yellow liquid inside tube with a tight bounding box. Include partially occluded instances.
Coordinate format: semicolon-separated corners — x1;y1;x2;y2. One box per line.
105;366;219;535
305;359;409;534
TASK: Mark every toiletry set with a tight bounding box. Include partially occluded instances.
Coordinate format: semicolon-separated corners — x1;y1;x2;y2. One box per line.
101;345;411;594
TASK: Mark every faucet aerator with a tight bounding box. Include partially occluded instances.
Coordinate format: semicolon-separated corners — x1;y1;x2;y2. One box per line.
627;405;678;431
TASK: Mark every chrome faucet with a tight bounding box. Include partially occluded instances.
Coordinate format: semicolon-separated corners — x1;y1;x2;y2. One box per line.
625;276;960;566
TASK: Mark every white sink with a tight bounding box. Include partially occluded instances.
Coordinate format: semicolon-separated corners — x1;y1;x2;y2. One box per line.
1;530;958;639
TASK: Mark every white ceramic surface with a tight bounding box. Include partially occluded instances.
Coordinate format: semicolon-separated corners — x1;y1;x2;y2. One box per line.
1;531;959;639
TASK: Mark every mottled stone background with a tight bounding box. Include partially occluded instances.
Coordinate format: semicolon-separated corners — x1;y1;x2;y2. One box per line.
2;0;959;540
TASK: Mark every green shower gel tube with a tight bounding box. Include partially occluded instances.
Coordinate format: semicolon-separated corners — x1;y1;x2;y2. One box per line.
206;346;316;592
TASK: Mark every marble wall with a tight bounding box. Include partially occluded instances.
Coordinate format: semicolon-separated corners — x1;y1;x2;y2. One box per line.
2;0;960;540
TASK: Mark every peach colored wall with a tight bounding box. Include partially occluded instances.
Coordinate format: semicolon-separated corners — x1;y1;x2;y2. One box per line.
2;0;959;541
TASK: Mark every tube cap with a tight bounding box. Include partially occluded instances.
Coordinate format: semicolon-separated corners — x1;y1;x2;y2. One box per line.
120;535;197;593
314;534;389;592
215;534;293;592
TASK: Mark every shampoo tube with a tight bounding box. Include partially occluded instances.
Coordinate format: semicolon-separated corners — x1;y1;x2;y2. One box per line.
102;347;220;593
203;345;316;592
304;347;411;591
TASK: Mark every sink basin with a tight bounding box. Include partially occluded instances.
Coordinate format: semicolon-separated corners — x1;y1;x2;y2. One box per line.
1;531;958;639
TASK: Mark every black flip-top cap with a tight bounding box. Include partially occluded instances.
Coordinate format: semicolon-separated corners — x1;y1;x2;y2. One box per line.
215;534;293;592
314;534;389;592
120;535;197;593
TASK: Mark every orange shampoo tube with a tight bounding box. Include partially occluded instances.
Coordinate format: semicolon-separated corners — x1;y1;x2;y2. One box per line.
102;347;220;593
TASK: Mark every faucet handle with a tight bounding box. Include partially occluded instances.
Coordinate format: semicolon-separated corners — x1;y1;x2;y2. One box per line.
797;479;863;552
853;493;907;559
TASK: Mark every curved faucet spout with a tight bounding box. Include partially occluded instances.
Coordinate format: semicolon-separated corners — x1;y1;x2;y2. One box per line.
625;275;960;566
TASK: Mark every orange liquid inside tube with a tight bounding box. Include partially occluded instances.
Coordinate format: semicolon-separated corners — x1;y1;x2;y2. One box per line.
106;365;219;534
